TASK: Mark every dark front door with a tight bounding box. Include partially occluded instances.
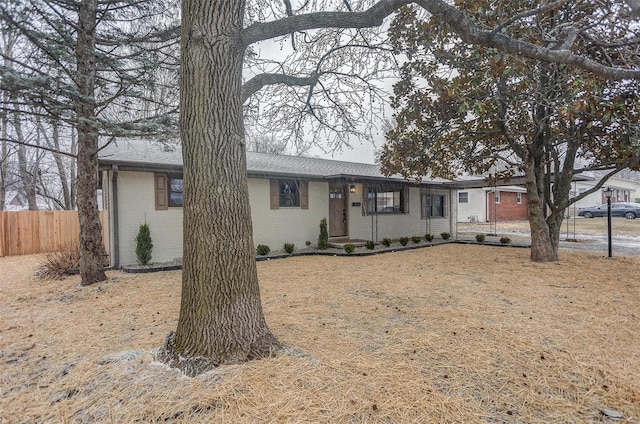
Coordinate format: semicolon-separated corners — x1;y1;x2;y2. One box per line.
329;184;347;237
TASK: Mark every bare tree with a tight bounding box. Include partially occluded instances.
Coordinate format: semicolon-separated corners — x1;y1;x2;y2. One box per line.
157;0;640;375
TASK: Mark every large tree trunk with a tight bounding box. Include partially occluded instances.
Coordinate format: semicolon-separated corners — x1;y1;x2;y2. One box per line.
524;154;559;262
159;0;279;376
75;0;106;285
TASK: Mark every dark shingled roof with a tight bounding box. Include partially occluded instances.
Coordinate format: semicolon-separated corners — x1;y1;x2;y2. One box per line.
98;139;451;185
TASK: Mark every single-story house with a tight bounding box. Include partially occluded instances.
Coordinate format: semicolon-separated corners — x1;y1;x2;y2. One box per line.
457;185;528;222
98;140;459;267
570;171;640;211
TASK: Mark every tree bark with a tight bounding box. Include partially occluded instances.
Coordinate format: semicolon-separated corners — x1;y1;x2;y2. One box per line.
75;0;106;285
14;108;38;210
50;121;73;209
159;0;278;376
0;88;7;211
524;154;558;262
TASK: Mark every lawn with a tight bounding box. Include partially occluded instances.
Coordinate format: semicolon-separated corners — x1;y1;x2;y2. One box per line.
1;245;639;423
458;217;640;237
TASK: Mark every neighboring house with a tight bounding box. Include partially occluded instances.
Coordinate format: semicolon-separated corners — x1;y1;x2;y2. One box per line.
98;141;458;267
457;186;527;222
3;191;27;211
2;190;51;211
572;171;640;210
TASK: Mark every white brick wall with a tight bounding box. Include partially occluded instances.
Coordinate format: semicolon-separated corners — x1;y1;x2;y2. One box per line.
111;172;456;265
249;179;329;251
116;171;184;265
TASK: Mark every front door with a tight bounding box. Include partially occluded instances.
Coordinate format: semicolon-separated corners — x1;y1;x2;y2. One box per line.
329;184;347;237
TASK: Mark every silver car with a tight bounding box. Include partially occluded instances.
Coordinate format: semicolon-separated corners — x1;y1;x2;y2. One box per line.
578;202;640;219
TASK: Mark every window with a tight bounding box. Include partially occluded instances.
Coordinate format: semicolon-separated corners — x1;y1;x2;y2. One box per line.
458;192;469;203
169;176;183;207
155;173;183;210
494;190;501;204
279;180;299;207
270;180;308;209
516;192;522;204
424;195;445;217
365;187;407;214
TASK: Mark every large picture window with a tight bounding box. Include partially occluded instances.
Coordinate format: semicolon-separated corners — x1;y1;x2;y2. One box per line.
365;187;407;214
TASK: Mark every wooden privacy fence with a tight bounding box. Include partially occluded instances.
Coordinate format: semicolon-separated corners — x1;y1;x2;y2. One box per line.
0;211;107;257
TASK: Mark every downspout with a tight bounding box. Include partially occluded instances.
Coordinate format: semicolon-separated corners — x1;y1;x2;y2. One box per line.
111;165;120;268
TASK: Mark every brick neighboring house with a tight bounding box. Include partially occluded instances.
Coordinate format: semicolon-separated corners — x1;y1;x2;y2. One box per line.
457;185;527;222
486;186;528;222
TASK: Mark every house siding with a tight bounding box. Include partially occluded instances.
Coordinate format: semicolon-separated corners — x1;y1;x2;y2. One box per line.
422;188;455;237
347;185;423;241
116;171;184;265
249;178;328;251
107;171;456;266
457;189;486;222
346;185;455;241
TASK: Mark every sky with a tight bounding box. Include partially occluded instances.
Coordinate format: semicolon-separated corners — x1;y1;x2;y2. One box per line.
308;138;379;164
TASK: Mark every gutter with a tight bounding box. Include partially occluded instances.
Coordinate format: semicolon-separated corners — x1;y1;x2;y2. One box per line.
111;165;120;268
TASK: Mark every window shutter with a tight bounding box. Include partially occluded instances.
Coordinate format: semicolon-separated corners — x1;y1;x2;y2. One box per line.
404;188;410;214
300;181;309;209
155;174;168;210
420;192;426;219
270;180;279;209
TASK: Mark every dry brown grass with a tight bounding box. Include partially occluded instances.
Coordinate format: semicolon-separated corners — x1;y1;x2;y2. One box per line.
459;218;640;237
1;245;639;423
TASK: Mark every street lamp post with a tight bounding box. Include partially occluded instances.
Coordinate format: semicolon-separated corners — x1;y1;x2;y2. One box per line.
603;187;613;258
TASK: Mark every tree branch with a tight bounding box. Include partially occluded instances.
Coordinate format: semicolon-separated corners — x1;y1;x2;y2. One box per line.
241;73;319;103
242;0;640;80
241;0;411;47
2;137;77;158
412;0;640;80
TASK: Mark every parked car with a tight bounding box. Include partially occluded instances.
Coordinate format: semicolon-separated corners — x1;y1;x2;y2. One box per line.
578;202;640;219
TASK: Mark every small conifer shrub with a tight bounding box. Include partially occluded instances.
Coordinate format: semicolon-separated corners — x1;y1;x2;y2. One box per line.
365;240;375;250
382;238;392;247
284;243;295;254
399;236;409;246
318;218;329;249
425;233;434;242
500;236;511;244
411;235;422;244
440;232;451;240
343;243;356;254
475;234;486;243
135;223;153;265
